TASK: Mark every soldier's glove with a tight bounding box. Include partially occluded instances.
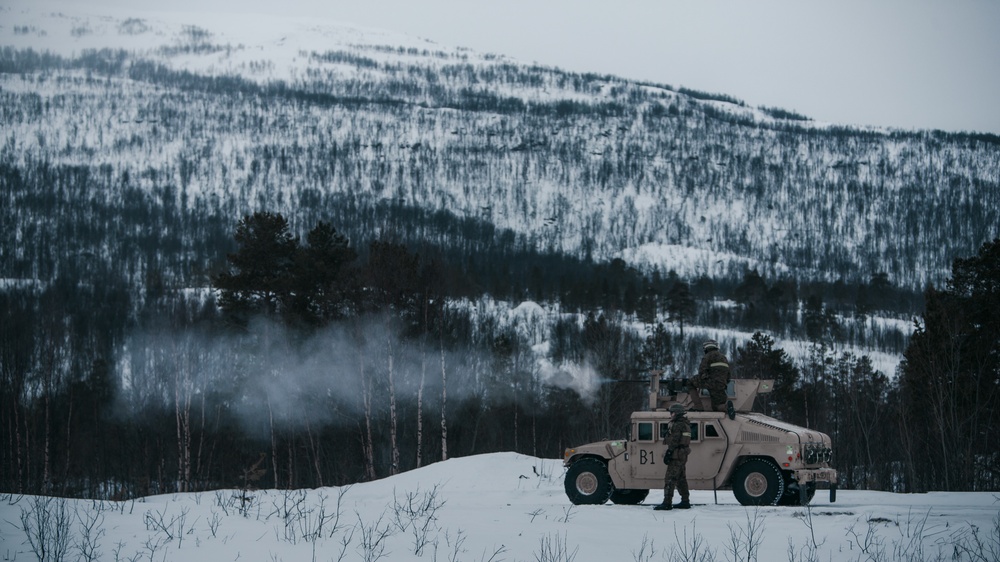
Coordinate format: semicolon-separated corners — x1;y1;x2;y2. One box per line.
663;448;673;463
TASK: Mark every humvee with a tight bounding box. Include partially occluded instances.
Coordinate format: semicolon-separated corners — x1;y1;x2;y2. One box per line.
563;377;837;506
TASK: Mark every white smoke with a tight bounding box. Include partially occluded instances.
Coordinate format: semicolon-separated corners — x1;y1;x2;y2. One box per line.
113;312;486;436
535;356;602;403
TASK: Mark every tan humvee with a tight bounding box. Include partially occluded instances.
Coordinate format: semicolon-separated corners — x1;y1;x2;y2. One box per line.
563;376;837;506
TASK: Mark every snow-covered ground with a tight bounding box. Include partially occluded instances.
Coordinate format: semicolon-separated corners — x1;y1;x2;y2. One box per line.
2;453;996;561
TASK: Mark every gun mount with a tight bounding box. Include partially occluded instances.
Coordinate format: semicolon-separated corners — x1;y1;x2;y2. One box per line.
647;375;773;413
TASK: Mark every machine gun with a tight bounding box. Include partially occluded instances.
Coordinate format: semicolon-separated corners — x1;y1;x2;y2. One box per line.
616;369;692;410
618;370;773;412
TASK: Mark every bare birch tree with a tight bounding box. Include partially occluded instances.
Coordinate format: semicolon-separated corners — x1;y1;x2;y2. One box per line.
173;337;193;493
387;337;399;476
359;353;376;481
416;350;426;468
440;343;448;462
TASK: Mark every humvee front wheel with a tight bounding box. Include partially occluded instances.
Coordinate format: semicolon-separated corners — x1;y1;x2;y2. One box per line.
732;459;785;506
564;458;613;505
779;481;816;506
610;488;649;505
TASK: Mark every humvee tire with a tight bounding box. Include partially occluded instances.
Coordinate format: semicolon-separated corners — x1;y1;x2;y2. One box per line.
779;481;816;506
564;458;613;505
732;459;785;506
610;488;649;505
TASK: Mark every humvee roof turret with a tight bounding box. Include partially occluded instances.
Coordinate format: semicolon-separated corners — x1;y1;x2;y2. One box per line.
563;376;837;506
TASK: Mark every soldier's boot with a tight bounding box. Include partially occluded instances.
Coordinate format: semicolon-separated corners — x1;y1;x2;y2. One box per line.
726;400;736;420
712;402;727;412
655;490;674;510
673;499;691;509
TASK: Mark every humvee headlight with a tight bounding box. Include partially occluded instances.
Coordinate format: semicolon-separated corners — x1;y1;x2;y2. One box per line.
803;443;832;464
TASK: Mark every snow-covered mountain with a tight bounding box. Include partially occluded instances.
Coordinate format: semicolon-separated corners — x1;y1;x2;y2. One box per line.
3;3;997;293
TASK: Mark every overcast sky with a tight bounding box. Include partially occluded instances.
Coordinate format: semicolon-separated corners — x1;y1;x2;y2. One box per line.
17;0;1000;135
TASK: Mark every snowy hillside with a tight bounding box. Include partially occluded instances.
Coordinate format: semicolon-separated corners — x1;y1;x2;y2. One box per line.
2;3;998;291
1;453;997;561
1;3;488;81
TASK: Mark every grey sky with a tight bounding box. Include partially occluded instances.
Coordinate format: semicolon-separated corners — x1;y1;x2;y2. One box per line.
23;0;1000;134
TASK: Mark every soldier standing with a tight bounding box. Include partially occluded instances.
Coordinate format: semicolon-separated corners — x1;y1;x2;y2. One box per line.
654;403;691;510
689;339;730;413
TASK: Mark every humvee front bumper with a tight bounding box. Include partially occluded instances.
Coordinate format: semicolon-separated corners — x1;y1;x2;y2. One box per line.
792;467;838;502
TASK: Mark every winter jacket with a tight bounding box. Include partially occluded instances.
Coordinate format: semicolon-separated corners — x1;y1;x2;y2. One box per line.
693;349;729;389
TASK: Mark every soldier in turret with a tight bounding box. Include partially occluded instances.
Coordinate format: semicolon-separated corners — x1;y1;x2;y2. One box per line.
654;403;691;510
689;339;730;412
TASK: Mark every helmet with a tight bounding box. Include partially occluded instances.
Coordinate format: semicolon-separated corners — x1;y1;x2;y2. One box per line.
703;340;719;352
669;403;686;414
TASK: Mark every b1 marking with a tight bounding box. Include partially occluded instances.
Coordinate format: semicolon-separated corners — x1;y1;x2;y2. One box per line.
639;450;657;465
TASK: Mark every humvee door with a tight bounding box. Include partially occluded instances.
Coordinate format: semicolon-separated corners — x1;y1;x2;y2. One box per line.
687;417;729;483
629;420;669;481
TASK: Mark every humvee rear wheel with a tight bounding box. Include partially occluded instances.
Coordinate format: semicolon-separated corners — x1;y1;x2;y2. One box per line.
732;459;785;506
610;488;649;505
564;458;613;505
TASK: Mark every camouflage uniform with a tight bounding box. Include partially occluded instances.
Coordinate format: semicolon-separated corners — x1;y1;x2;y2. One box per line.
661;412;691;507
690;347;730;411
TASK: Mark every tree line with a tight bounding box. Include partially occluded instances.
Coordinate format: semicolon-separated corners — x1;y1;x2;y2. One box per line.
2;209;996;497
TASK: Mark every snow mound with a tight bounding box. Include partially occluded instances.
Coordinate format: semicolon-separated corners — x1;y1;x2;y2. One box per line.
1;452;999;561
